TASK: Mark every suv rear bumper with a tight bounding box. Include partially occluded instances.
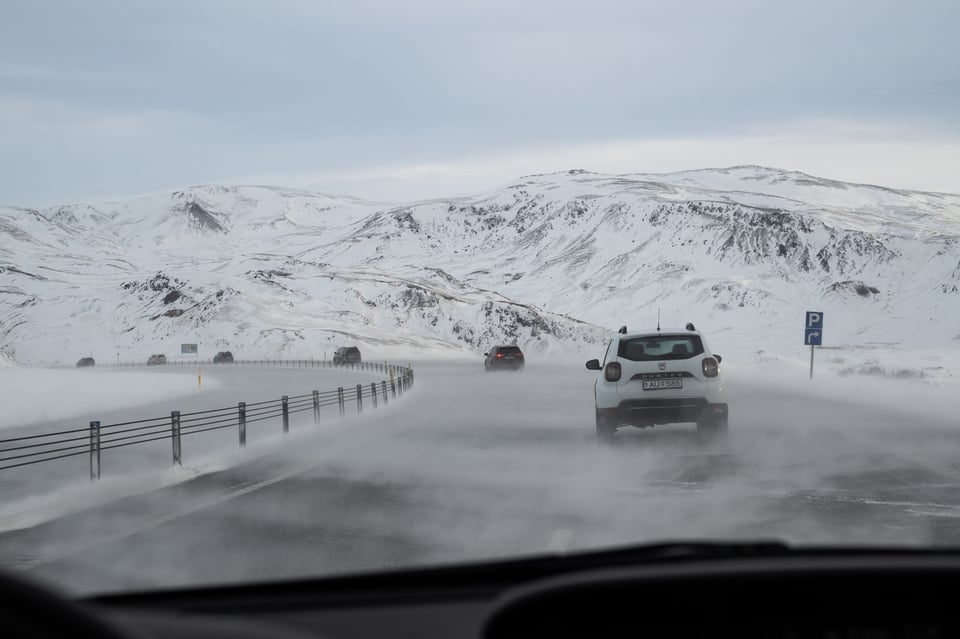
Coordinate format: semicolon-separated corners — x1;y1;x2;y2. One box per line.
487;360;524;370
601;399;728;428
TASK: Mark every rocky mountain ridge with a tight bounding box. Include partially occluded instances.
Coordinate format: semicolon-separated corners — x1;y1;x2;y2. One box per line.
1;166;958;367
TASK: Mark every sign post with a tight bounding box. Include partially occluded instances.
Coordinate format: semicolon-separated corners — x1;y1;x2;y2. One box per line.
804;311;824;379
181;343;200;388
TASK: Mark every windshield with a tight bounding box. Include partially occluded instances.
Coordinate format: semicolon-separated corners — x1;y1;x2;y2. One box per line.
1;1;959;598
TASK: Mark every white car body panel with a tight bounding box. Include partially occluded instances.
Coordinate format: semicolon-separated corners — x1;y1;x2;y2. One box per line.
592;327;727;427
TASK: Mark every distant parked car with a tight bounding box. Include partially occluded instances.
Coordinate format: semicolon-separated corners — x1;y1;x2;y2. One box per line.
76;357;95;368
147;354;167;366
213;351;234;364
333;346;362;365
484;345;525;371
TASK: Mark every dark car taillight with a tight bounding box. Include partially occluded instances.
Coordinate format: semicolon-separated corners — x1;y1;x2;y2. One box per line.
604;362;622;382
702;357;719;378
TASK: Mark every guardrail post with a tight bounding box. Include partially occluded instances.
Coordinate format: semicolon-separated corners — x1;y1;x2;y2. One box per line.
89;420;101;481
338;387;345;416
371;382;378;408
382;380;388;405
171;411;182;466
282;396;290;433
239;402;247;448
356;384;363;414
312;390;320;425
391;379;397;399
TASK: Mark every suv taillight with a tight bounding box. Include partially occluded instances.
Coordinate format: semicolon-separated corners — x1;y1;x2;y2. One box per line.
604;362;622;382
702;357;719;378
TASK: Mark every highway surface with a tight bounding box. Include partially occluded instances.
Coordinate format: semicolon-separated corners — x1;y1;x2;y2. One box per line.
1;360;959;595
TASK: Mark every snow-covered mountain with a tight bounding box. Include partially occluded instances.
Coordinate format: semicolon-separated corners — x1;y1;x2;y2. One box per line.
2;166;959;376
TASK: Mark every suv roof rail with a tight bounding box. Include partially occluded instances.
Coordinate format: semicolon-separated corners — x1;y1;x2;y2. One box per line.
618;325;627;334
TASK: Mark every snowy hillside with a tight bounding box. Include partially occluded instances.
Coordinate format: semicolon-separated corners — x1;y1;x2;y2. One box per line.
2;168;959;377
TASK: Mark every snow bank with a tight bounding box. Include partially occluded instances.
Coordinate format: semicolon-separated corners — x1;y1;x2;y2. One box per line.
0;352;16;368
723;353;960;426
0;368;222;431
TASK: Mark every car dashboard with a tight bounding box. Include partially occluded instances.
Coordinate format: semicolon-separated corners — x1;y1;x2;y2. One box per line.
6;545;960;638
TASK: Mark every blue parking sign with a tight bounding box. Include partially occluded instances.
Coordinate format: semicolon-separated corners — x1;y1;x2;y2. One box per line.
804;311;823;346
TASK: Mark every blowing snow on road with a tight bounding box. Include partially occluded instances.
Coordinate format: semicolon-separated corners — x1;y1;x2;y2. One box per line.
2;361;958;594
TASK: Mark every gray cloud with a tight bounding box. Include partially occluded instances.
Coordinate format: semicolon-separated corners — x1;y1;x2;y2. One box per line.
2;0;959;206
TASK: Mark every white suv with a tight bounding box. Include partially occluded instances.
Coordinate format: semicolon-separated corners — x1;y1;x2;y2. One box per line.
585;323;728;440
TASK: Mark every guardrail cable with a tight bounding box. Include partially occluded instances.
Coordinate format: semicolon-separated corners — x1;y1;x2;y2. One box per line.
1;362;414;476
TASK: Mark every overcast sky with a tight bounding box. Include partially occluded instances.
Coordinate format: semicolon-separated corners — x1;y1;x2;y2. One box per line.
3;0;959;207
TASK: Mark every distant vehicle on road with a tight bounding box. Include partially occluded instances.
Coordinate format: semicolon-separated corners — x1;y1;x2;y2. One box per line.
213;351;234;364
333;346;362;365
76;357;95;368
586;323;727;441
484;345;525;371
147;354;167;366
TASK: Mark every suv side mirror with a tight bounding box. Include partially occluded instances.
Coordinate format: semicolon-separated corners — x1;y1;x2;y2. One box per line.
483;353;489;357
714;354;722;363
585;359;601;370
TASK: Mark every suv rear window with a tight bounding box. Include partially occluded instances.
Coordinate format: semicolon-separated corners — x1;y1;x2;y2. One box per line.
342;347;360;354
496;346;522;354
617;335;704;361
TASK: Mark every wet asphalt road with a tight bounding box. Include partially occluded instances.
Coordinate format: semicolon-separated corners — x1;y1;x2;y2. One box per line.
1;360;959;595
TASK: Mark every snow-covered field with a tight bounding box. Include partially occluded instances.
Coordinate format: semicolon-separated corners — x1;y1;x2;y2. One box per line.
0;367;222;431
723;351;959;425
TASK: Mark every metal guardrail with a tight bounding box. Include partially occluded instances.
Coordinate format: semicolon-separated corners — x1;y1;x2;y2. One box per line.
62;359;390;370
0;361;414;480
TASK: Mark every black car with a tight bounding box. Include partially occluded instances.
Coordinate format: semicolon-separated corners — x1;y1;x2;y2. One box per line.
213;351;234;364
484;345;525;371
147;354;167;366
333;346;362;365
76;357;95;368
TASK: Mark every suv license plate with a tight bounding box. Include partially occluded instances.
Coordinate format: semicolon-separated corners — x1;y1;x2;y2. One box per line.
642;379;683;391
